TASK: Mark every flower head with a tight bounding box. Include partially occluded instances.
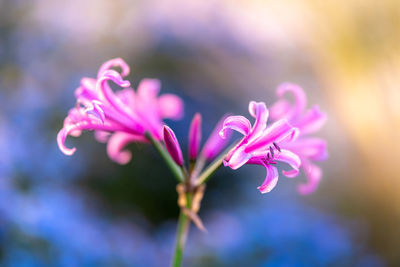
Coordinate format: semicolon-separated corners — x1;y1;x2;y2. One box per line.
269;83;328;194
57;58;184;164
220;101;300;193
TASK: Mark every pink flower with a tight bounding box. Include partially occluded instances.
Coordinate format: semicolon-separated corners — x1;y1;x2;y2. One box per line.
220;101;300;193
57;58;184;164
269;83;328;194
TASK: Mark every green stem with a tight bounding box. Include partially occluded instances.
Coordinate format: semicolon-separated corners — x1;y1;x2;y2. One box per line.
196;141;239;186
146;132;184;183
171;193;193;267
195;155;224;186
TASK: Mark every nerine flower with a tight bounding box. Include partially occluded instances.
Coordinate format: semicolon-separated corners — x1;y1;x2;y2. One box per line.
57;58;184;164
220;101;300;194
269;83;328;194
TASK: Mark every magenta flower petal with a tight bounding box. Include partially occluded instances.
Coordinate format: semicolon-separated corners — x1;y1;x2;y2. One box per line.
57;127;77;156
58;118;127;156
163;126;184;166
269;99;292;121
85;100;105;124
244;119;298;154
96;70;132;117
158;94;184;120
297;159;322;195
274;149;301;178
247;101;268;140
276;82;307;121
97;58;130;78
296;105;327;134
219;115;252;138
201;115;231;161
106;132;146;165
134;79;165;139
94;131;111;143
137;78;161;99
285;138;328;161
223;146;252;170
257;164;279;194
188;113;202;161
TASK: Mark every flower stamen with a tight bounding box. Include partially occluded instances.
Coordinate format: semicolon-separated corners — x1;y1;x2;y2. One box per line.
273;142;281;152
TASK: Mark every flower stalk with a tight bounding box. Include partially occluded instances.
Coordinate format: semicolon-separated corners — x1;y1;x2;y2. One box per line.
171;191;193;267
146;132;184;183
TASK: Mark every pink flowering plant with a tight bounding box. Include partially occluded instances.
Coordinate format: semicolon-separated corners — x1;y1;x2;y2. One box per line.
57;58;327;266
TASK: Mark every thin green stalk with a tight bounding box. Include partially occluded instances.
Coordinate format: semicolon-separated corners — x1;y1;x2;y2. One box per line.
146;132;184;183
196;141;239;186
195;155;224;186
171;193;193;267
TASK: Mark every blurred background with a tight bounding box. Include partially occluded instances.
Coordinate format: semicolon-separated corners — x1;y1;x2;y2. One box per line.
0;0;399;266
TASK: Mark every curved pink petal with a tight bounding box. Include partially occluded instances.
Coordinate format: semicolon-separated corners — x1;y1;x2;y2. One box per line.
248;101;268;140
224;146;251;170
188;113;202;161
134;79;165;138
219;116;251;138
58;117;131;156
296;105;327;134
137;79;161;101
106;132;146;165
158;94;184;120
276;83;307;121
275;149;301;178
116;88;136;107
285;138;328;161
269;99;292;121
85;100;105;124
97;70;131;104
80;77;97;90
57;127;77;156
94;131;111;143
96;70;146;135
298;159;322;195
96;71;133;122
201;115;231;161
257;164;279;194
245;119;298;153
163;126;184;166
246;155;265;165
75;78;97;101
97;58;130;78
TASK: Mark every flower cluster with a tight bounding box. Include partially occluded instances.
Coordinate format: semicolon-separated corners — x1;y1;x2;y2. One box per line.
58;58;327;195
219;101;300;193
57;59;328;266
219;84;327;194
57;58;183;164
